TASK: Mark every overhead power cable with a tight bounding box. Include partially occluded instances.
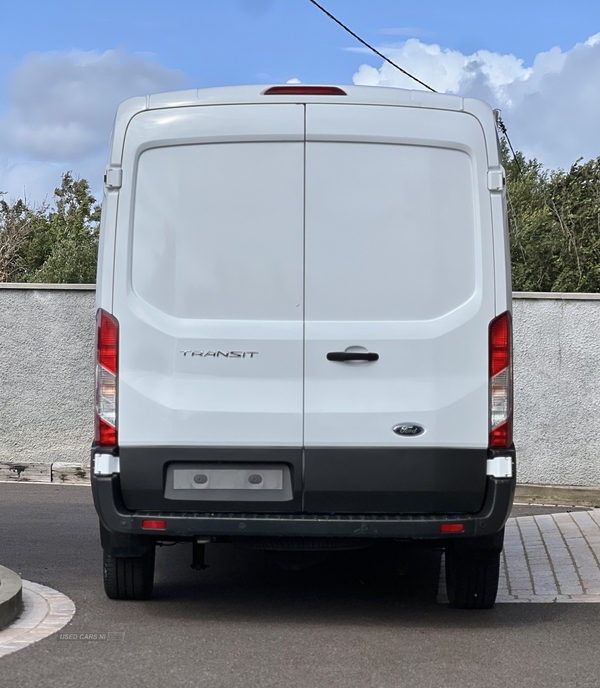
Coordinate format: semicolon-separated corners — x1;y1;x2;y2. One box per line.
308;0;522;172
495;112;522;175
307;0;437;93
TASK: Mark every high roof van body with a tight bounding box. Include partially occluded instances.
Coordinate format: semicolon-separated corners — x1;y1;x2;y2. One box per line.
92;84;516;608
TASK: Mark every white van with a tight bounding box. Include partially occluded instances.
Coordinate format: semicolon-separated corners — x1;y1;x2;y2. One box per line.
92;84;515;609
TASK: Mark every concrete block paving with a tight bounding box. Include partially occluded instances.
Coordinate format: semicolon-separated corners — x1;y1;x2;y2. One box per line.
0;581;75;658
498;509;600;602
439;509;600;603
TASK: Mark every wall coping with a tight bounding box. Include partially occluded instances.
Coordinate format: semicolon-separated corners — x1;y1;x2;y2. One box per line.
512;292;600;301
0;283;95;290
1;284;600;300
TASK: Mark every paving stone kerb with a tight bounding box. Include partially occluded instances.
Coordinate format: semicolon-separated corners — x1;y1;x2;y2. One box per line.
0;565;23;631
1;285;600;486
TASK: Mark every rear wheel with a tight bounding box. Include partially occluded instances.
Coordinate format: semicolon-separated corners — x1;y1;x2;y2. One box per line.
103;546;155;600
445;535;502;610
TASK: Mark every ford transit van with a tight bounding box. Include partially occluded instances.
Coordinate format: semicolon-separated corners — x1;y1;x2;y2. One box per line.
92;84;515;609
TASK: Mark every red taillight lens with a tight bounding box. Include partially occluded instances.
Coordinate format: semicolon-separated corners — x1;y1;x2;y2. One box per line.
440;524;465;533
490;419;511;448
95;309;118;447
95;415;117;446
142;520;167;530
97;309;118;376
489;312;513;449
263;85;347;96
490;312;510;377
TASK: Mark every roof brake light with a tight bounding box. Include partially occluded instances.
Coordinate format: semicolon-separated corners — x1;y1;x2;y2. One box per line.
263;86;347;96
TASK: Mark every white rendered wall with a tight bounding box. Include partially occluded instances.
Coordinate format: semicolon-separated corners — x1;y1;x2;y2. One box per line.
0;285;96;465
513;293;600;486
0;285;599;487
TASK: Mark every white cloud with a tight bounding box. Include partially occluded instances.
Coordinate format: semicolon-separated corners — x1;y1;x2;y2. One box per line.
352;34;600;169
0;158;63;206
0;48;187;202
344;47;379;55
0;153;108;206
0;49;186;163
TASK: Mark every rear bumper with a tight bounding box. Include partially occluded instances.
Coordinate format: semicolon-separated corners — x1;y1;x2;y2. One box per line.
92;471;515;541
103;446;496;514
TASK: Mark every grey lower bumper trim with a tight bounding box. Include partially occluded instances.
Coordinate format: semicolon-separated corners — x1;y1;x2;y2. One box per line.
92;474;515;540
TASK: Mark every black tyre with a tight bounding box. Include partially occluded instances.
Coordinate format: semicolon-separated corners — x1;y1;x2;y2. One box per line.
445;543;501;610
103;546;155;600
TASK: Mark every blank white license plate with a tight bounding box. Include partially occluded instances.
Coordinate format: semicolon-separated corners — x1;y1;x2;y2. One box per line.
173;468;284;491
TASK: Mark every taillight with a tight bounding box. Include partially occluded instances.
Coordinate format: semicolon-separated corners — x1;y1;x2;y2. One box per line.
489;311;513;448
95;309;118;447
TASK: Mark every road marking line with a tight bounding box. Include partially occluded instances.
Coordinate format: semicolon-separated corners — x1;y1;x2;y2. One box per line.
0;581;75;658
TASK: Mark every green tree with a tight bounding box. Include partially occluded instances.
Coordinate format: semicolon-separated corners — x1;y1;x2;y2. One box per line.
0;195;46;282
23;172;101;283
502;139;600;292
4;152;600;290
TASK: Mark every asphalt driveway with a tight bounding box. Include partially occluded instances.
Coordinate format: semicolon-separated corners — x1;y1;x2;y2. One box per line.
0;483;598;688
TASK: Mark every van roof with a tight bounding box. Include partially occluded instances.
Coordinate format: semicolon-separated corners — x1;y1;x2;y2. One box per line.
108;85;497;168
140;84;465;111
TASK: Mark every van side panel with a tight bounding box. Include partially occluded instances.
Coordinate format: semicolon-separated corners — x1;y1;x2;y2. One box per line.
95;189;118;312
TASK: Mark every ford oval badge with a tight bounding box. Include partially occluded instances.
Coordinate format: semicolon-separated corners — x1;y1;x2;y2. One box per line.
393;423;425;437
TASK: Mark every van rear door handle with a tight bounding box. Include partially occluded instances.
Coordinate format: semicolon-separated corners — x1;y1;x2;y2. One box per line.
326;352;379;362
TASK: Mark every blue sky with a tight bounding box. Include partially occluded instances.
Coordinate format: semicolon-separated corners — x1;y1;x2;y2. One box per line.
1;0;600;201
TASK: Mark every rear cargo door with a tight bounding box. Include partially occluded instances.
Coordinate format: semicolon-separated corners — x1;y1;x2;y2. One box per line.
113;104;305;448
303;104;496;505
